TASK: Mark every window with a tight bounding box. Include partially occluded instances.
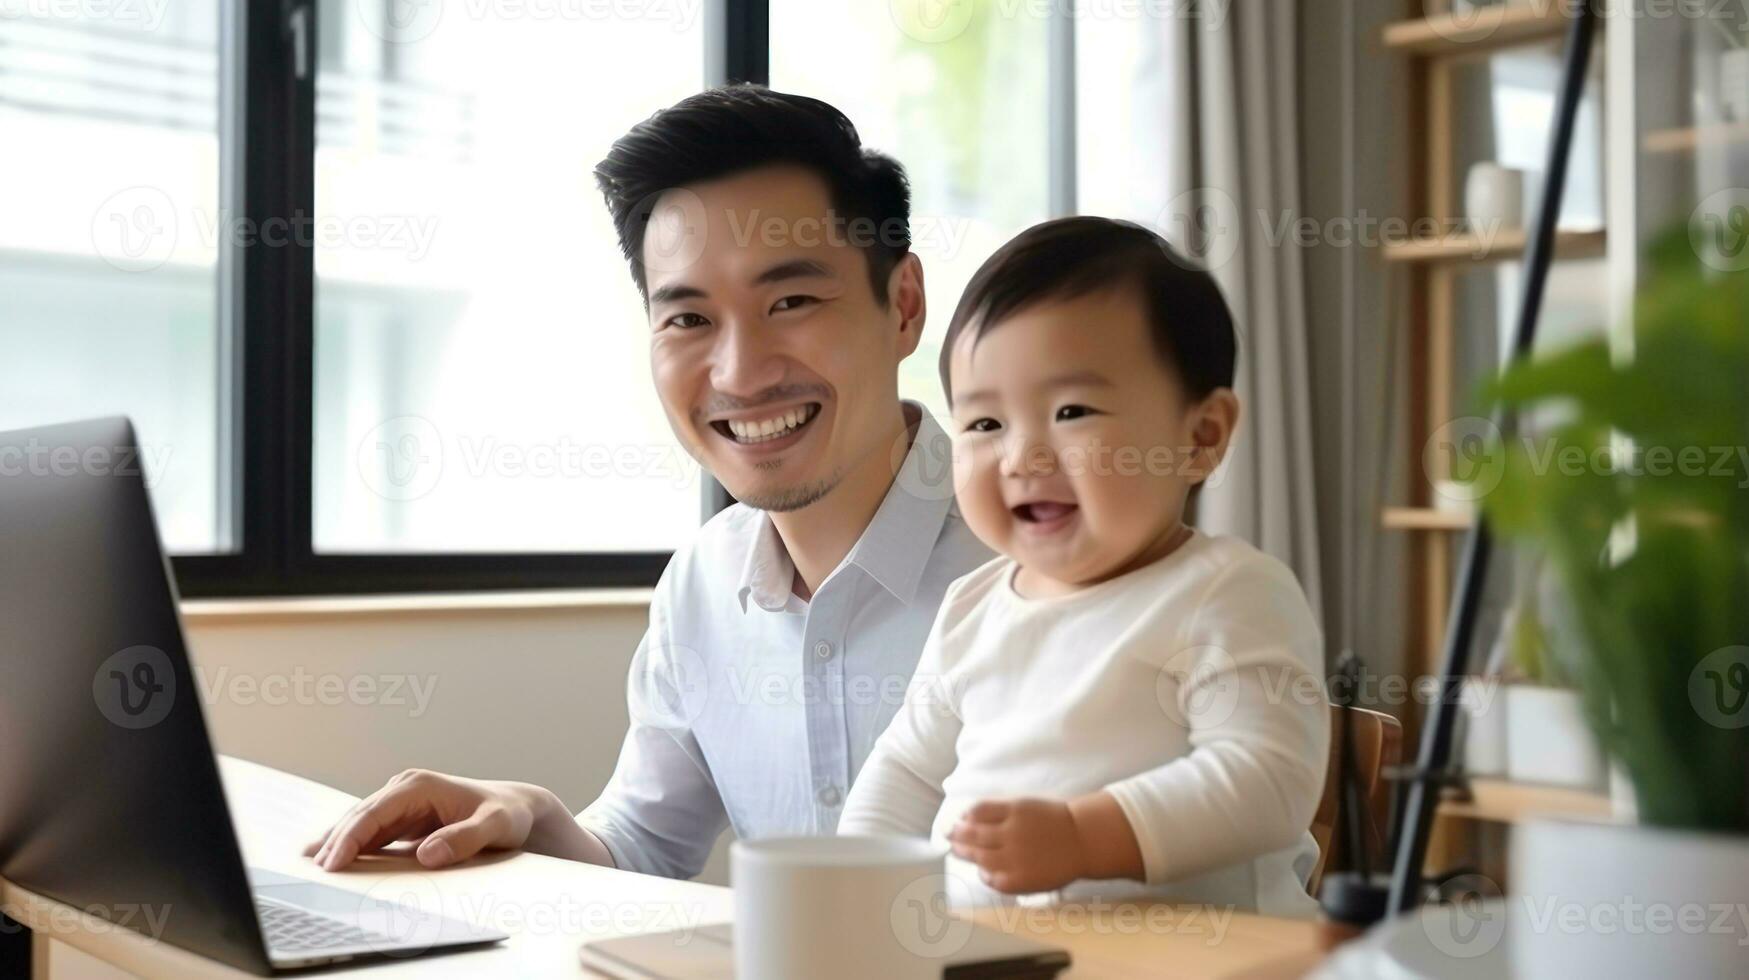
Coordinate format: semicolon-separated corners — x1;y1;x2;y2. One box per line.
770;0;1052;423
4;0;1177;595
0;2;229;553
311;0;704;553
1074;15;1178;226
1483;49;1610;357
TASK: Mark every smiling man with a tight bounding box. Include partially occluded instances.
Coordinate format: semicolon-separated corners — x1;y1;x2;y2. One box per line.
306;87;991;877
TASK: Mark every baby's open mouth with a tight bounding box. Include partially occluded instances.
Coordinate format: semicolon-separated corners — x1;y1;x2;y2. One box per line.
1012;501;1078;524
710;403;821;445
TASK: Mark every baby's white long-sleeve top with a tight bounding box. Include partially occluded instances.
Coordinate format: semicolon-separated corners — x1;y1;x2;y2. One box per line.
838;532;1330;918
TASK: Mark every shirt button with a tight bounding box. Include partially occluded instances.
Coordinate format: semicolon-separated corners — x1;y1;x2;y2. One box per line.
814;640;834;661
817;784;842;807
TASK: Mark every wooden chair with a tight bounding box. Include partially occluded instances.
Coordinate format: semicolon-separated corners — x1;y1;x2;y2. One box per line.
1307;705;1403;896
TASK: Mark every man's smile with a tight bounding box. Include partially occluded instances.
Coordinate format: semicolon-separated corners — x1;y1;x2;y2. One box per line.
709;401;823;447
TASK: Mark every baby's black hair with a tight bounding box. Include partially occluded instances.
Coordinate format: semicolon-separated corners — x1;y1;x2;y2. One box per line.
939;216;1237;401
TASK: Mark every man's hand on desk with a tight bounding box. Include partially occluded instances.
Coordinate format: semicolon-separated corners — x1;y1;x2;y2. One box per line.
304;769;614;871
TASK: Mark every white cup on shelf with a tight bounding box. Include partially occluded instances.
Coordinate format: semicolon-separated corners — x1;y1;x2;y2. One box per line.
1465;162;1527;235
1721;48;1749;124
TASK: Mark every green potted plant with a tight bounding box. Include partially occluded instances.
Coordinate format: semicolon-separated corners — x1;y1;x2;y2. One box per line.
1476;229;1749;976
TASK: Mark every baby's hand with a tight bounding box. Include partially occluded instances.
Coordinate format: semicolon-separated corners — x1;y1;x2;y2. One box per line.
947;798;1087;894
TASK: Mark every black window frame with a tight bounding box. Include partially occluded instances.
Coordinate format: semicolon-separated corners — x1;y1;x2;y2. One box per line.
173;0;768;597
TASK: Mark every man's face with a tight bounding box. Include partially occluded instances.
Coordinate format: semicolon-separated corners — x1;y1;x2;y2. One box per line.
643;164;924;511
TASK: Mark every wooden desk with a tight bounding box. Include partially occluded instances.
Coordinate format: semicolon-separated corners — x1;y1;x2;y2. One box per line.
1;758;1322;979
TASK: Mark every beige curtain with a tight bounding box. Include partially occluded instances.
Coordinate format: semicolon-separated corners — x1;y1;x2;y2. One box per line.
1162;2;1324;618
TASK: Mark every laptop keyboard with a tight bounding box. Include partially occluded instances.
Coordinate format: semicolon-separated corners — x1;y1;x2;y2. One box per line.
256;897;385;953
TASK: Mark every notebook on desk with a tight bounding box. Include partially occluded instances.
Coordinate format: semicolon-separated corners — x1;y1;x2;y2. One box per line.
580;922;1070;980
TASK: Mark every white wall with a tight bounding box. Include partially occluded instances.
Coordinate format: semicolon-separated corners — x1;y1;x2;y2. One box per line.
180;597;733;887
39;596;737;980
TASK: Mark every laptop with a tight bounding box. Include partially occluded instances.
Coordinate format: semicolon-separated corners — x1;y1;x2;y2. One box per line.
0;417;508;973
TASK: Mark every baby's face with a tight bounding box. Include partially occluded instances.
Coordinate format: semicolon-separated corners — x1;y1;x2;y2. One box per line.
947;287;1235;595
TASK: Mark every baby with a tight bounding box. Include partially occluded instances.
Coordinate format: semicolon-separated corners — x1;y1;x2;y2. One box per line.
838;216;1329;918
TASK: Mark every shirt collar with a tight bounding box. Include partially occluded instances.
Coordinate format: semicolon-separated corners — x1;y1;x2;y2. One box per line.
737;403;958;613
738;515;793;613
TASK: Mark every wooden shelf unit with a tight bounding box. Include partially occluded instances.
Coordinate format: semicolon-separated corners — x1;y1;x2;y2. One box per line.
1383;3;1574;57
1382;506;1475;531
1381;227;1607;264
1378;1;1609;750
1425;776;1616;884
1376;0;1614;893
1436;777;1614;824
1642;122;1749;155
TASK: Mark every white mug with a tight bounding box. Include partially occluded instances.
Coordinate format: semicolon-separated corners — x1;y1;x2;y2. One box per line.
1465;162;1526;233
732;836;968;980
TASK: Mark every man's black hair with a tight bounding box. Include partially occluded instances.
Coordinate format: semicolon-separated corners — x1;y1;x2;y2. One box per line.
594;85;912;303
939;216;1238;402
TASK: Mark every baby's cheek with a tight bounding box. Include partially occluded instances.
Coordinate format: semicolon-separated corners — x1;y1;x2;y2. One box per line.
948;440;982;501
957;481;1012;553
1076;482;1156;554
1068;465;1125;521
